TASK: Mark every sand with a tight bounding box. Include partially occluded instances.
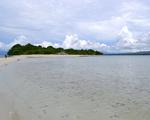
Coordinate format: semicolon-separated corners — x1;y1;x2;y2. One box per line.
0;55;82;66
0;55;150;120
0;55;84;120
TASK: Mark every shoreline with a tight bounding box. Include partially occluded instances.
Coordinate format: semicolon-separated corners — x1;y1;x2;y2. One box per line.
0;55;150;120
0;54;96;120
0;54;91;67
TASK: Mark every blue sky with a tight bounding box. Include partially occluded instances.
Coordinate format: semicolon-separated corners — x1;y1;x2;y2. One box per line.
0;0;150;52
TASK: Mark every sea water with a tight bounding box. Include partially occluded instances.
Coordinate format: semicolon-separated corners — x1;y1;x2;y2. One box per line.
0;56;150;120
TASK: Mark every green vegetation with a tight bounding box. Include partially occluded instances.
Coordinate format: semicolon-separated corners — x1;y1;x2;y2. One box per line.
8;43;103;56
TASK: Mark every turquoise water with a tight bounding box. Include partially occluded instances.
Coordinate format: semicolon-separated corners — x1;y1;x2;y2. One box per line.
0;56;150;120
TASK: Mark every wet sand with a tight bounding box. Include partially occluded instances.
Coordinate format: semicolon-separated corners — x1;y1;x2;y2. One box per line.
0;55;150;120
0;55;82;66
0;55;86;120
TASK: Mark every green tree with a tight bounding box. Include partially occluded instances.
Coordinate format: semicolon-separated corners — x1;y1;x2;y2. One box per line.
8;43;103;56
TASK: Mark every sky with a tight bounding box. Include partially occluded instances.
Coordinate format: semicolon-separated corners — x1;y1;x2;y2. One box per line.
0;0;150;53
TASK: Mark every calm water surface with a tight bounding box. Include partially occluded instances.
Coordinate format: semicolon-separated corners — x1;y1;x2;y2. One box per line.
0;56;150;120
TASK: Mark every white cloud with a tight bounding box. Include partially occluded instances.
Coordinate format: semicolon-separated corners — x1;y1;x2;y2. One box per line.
35;34;109;51
62;34;109;50
35;41;60;48
36;41;53;48
0;42;6;50
113;26;150;52
0;35;29;50
8;35;28;48
1;34;109;51
77;16;125;40
0;30;150;53
76;1;150;42
117;26;137;49
0;0;150;52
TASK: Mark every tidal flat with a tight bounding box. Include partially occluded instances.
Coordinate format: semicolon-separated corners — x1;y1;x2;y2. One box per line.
0;55;150;120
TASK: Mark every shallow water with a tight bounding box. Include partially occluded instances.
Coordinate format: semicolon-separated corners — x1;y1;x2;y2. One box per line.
0;56;150;120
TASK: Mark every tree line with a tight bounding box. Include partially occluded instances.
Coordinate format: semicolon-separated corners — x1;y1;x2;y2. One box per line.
8;43;103;55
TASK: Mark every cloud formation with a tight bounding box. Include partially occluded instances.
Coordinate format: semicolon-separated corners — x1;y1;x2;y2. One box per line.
35;34;109;51
0;35;28;50
62;34;108;50
0;0;150;52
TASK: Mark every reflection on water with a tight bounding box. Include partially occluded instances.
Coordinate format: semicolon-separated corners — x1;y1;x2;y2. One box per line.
0;56;150;120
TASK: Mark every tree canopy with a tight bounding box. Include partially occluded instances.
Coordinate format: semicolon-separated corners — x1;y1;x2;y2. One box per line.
8;43;103;55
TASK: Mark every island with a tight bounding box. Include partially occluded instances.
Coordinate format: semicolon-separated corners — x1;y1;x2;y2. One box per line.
7;43;103;56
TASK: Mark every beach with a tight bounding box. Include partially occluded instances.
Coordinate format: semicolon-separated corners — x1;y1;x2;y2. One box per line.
0;55;82;67
0;55;86;120
0;55;150;120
